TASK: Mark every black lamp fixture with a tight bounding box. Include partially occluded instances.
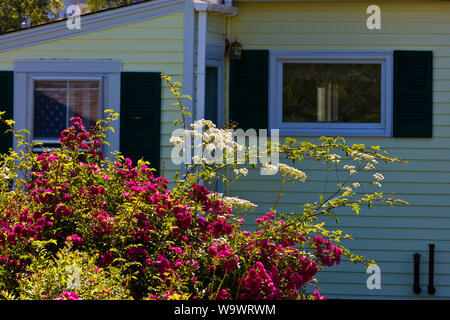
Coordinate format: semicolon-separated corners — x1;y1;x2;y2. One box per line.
225;38;242;60
230;39;242;60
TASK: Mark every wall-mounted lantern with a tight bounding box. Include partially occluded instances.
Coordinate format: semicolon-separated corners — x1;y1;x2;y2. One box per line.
230;39;242;60
225;38;242;60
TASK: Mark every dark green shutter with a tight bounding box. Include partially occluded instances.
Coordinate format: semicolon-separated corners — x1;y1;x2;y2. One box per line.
0;71;13;154
393;51;433;138
229;50;269;130
120;72;161;173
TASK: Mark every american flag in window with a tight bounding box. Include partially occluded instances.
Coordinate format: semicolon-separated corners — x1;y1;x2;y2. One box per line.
33;80;100;142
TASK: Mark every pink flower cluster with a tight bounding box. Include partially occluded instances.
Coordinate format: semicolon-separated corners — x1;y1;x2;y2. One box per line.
239;262;282;300
191;184;232;216
97;252;114;268
312;235;342;267
173;205;192;230
66;234;84;248
208;243;239;272
0;254;23;268
55;291;81;300
91;210;114;239
283;257;318;291
58;117;103;160
0;207;53;246
0;116;345;300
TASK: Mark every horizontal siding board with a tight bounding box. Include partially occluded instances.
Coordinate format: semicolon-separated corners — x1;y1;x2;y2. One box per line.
0;51;183;64
224;167;450;183
318;271;450;286
0;12;184;175
75;28;184;40
122;64;182;74
232;22;450;35
226;1;450;299
15;40;185;51
225;33;450;46
207;15;226;45
230;178;450;191
331;249;450;263
316;284;450;299
336;239;450;254
229;191;450;206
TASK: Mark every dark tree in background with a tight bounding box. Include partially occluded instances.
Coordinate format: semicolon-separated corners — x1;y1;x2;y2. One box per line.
86;0;136;11
0;0;63;33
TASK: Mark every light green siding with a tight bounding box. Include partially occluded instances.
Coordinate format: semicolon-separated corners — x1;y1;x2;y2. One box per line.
190;13;227;121
0;12;185;177
2;1;450;300
207;14;227;47
227;1;450;299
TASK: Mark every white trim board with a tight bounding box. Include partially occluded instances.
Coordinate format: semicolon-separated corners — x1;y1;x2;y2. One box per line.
183;0;195;127
14;59;122;73
193;2;239;15
234;0;427;2
206;57;225;128
29;75;104;144
0;0;184;53
269;50;393;137
13;59;122;157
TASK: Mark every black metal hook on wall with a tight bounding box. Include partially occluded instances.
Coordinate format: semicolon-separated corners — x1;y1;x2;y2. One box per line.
428;244;436;295
413;253;421;294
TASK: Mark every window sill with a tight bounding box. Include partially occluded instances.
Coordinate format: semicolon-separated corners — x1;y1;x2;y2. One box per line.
275;127;391;137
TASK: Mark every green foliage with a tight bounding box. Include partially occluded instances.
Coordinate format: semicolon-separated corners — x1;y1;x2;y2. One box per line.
86;0;134;11
11;245;130;300
0;76;408;300
0;0;64;33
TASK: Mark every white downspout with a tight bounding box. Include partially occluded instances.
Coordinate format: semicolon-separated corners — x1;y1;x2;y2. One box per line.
196;9;207;120
194;0;238;121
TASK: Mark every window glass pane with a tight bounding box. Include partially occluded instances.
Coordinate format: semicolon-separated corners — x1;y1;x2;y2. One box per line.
68;87;100;131
69;81;100;89
33;80;100;140
34;88;68;139
282;63;381;123
205;67;219;125
34;81;67;89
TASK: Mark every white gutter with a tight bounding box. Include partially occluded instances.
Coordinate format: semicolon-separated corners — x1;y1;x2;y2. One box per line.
193;0;239;121
195;9;207;120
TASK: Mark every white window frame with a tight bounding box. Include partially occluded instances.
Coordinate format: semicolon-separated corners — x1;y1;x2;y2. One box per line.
269;51;393;137
206;57;225;128
29;75;104;146
14;59;121;157
206;51;225;193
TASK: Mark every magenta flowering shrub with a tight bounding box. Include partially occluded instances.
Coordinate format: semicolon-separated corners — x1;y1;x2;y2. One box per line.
0;79;406;300
0;114;348;300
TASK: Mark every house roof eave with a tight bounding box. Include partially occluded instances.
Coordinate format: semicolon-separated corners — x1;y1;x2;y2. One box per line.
0;0;184;53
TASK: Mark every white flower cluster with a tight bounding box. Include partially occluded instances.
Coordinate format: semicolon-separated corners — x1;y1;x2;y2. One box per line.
351;151;374;162
169;136;183;145
0;167;15;180
223;196;258;210
342;186;353;193
261;163;278;175
234;168;248;177
352;182;360;189
343;165;357;176
210;192;258;211
169;119;245;164
324;154;341;164
278;163;307;182
351;151;379;171
372;172;384;187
